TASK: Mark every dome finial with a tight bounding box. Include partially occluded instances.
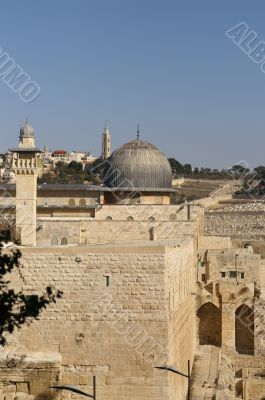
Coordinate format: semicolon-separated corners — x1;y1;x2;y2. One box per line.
137;123;140;140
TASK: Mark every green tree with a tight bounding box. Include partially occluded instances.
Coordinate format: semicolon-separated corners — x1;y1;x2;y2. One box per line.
168;158;184;175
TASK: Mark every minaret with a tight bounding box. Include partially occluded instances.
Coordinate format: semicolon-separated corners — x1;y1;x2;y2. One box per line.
10;120;42;246
101;124;111;159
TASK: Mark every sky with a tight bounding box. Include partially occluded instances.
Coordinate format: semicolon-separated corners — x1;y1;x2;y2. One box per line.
0;0;265;169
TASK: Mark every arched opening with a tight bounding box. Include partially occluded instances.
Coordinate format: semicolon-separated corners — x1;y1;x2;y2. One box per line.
51;237;58;246
235;304;254;355
197;302;221;347
106;216;112;221
148;216;155;222
169;213;177;221
235;380;243;398
68;199;75;206
79;199;86;206
61;237;68;245
127;216;134;221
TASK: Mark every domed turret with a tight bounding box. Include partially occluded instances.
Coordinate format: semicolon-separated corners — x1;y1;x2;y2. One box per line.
19;119;35;148
104;139;172;190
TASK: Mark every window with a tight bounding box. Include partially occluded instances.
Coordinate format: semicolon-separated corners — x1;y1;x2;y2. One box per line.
169;214;177;221
68;199;75;206
229;271;237;278
221;272;226;278
106;216;112;220
51;237;58;246
201;274;206;282
61;237;68;245
148;216;155;222
79;199;86;206
127;216;134;221
104;276;110;287
241;272;245;279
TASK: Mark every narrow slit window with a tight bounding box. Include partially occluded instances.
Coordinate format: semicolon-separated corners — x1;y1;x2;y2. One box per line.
105;276;110;287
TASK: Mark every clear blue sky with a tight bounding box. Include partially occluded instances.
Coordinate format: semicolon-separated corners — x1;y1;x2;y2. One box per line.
0;0;265;169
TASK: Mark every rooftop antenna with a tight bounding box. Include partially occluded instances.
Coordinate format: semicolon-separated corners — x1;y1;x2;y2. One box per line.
137;123;140;140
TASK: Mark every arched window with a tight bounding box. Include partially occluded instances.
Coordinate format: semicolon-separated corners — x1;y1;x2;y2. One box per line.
61;237;68;245
51;237;58;246
127;216;134;221
148;216;155;222
235;304;254;355
197;302;222;347
79;199;86;206
106;216;112;221
68;199;75;206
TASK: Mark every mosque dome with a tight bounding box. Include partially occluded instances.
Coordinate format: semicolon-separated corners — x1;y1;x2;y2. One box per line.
103;139;172;189
19;120;35;138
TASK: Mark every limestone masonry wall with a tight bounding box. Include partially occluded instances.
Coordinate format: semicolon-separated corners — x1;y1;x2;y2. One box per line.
2;239;196;400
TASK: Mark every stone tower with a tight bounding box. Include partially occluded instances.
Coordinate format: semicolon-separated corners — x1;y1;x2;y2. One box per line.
11;120;42;246
101;124;111;159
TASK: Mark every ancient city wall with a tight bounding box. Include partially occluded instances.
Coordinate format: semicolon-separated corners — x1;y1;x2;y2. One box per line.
165;243;197;399
95;204;201;222
36;219;197;247
3;239;196;400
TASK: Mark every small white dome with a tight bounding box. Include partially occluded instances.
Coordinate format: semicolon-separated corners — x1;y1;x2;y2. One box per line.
20;119;35;138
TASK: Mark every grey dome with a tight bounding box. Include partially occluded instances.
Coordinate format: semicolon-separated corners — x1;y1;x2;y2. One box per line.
104;139;172;189
20;120;35;138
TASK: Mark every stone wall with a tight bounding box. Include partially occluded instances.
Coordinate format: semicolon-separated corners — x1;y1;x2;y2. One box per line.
3;239;196;400
35;203;204;247
95;204;201;222
36;218;197;247
198;235;232;251
0;352;61;399
166;244;197;399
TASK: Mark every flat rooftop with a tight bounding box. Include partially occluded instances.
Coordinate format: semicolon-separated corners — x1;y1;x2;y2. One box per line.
19;238;192;255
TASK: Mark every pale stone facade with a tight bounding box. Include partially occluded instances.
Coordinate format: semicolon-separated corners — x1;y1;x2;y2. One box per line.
2;127;265;399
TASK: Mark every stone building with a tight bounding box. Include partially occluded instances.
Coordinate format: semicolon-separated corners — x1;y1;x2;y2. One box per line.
0;124;265;399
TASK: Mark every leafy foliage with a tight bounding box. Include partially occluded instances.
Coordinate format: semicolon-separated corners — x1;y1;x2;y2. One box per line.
0;230;62;346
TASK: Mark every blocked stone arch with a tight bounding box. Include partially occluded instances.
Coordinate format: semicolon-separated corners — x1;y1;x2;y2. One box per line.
169;213;177;221
148;216;155;222
61;237;68;245
197;302;222;347
51;237;58;246
235;304;254;355
68;199;75;206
